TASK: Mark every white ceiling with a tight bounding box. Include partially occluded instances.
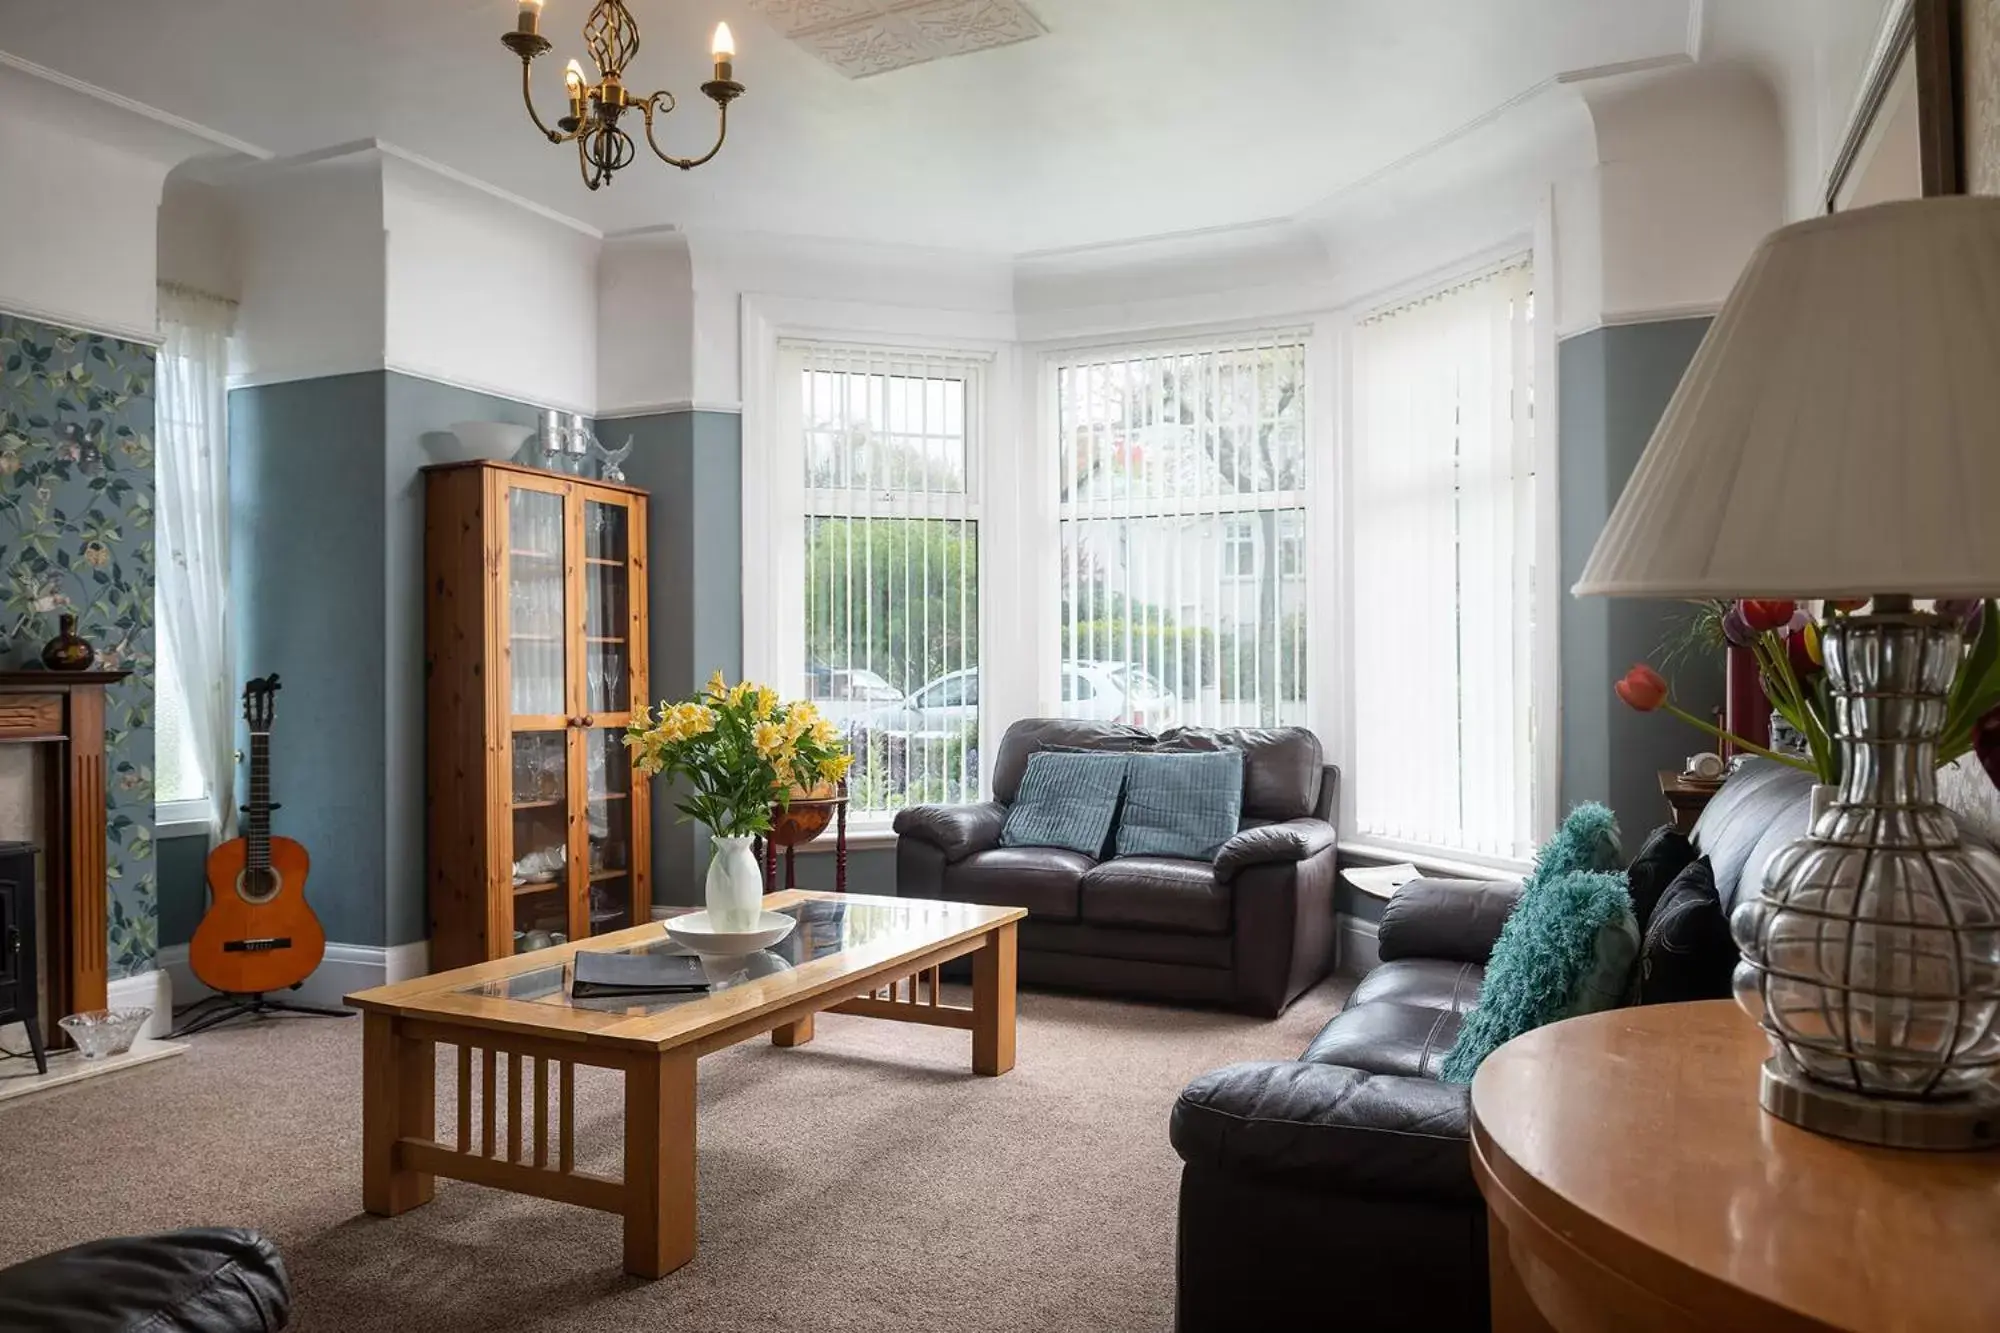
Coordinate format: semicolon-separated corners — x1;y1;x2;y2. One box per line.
0;0;1700;253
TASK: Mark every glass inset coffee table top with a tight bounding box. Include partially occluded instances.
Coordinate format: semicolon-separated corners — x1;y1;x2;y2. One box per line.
458;894;985;1017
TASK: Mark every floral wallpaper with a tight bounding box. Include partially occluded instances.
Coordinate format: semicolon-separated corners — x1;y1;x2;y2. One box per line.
0;311;157;980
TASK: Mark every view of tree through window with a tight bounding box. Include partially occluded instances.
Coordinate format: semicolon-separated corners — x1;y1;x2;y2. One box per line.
1056;336;1309;730
789;345;981;817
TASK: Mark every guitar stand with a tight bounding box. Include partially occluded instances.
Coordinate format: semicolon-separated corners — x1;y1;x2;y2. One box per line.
168;986;356;1039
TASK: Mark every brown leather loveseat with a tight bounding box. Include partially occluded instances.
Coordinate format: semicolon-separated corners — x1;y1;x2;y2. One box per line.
893;718;1340;1016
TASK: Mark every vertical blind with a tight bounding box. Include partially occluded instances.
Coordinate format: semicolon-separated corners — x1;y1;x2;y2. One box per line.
1054;334;1309;732
781;340;984;818
1351;261;1536;861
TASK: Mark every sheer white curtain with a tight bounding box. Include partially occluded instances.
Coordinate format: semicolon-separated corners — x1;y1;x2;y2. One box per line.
1350;260;1537;863
157;285;238;840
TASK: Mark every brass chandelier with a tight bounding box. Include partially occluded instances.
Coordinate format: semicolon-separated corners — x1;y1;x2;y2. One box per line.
503;0;743;191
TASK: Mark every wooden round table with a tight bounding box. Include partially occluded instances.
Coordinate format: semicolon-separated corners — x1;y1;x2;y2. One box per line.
1471;1000;2000;1333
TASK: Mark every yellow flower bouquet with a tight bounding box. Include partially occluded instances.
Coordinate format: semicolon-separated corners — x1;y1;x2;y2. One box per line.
625;671;853;837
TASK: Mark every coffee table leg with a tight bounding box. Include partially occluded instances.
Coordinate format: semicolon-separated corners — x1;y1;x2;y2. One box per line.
362;1012;435;1216
971;921;1017;1076
772;1013;815;1047
623;1049;697;1279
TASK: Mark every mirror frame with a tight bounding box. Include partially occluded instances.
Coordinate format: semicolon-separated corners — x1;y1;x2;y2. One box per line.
1825;0;1964;211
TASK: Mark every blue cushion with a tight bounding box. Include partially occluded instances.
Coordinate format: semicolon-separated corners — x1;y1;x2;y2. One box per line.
1437;868;1640;1084
1000;752;1128;856
1113;750;1245;861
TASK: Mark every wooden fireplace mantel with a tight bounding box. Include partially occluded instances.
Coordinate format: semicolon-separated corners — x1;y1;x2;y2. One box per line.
0;670;131;1027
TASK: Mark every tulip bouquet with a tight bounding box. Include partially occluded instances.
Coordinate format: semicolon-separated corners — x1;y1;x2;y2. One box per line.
625;672;854;836
1618;598;2000;788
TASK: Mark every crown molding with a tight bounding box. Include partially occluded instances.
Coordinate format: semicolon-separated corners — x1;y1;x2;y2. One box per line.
0;50;267;163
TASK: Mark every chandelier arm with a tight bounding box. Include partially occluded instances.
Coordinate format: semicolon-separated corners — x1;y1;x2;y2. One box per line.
640;91;731;170
519;58;575;144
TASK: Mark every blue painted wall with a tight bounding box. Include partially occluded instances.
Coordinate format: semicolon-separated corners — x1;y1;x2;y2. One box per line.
163;370;553;949
615;409;744;904
1558;318;1724;842
0;312;158;979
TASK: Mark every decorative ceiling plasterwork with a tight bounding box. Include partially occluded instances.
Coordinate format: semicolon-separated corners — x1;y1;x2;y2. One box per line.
748;0;1045;78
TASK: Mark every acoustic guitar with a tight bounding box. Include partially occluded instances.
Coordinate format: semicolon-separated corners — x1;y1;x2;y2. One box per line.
188;675;327;996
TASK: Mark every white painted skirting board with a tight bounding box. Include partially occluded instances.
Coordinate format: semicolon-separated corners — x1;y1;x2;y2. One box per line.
107;968;174;1040
158;940;431;1015
1338;913;1381;976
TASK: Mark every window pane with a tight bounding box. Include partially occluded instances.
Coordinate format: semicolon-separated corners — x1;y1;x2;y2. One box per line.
1351;260;1537;861
155;628;206;805
790;343;983;819
1056;339;1308;732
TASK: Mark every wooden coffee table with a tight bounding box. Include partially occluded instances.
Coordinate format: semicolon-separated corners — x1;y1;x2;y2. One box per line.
346;890;1023;1278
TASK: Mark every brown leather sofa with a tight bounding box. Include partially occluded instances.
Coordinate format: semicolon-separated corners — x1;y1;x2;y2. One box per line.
893;718;1340;1017
1167;760;1825;1332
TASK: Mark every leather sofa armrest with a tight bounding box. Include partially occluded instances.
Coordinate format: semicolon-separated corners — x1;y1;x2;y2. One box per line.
1170;1060;1476;1205
1313;763;1341;824
0;1227;292;1333
1376;877;1523;965
891;801;1007;864
1214;819;1337;883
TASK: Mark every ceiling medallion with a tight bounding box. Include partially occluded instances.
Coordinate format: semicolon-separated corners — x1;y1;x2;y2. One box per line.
503;0;744;191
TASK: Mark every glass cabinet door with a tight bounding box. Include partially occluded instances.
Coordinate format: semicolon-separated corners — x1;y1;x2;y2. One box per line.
581;498;633;719
509;729;572;952
506;485;569;723
583;726;638;936
574;492;644;938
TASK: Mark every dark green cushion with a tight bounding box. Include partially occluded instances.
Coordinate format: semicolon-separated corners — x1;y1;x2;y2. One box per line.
1113;750;1244;861
999;752;1127;856
1438;867;1640;1084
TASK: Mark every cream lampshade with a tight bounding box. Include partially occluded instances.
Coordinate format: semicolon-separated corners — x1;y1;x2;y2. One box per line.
1574;196;2000;600
1575;195;2000;1151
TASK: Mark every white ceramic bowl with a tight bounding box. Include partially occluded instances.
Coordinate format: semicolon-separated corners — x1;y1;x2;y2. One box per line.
664;910;797;957
430;420;536;465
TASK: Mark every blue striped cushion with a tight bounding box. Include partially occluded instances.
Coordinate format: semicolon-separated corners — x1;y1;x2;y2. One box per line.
1114;751;1244;860
999;752;1128;856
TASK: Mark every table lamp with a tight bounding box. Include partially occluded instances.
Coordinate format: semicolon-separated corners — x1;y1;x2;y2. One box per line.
1575;196;2000;1149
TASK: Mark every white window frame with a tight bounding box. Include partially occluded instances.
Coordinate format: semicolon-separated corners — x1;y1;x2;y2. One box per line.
741;295;1018;835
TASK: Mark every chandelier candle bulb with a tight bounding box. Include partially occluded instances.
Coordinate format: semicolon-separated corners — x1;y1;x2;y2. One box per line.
516;0;543;36
712;22;734;81
564;58;586;114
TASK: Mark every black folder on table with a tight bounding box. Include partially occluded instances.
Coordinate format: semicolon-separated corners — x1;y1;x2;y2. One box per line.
570;949;710;997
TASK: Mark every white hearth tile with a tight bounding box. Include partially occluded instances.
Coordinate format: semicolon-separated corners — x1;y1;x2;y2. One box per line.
0;1037;184;1105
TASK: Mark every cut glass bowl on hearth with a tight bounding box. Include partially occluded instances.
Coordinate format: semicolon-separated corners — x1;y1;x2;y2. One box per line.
58;1007;152;1059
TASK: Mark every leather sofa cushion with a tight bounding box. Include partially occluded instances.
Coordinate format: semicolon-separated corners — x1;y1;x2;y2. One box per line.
0;1227;291;1333
945;847;1094;920
992;719;1154;803
1080;856;1232;935
1171;1060;1478;1204
1345;958;1485;1016
1301;1002;1463;1080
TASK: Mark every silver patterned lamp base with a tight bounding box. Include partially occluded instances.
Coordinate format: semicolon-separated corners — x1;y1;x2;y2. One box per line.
1731;603;2000;1151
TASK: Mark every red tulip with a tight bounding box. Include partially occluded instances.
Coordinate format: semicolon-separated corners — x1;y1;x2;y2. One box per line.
1738;599;1798;633
1616;664;1670;713
1826;598;1870;614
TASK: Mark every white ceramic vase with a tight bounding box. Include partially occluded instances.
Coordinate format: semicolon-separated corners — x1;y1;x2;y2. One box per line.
705;834;763;932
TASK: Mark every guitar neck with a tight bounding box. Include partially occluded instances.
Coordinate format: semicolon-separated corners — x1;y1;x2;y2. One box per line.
247;731;271;868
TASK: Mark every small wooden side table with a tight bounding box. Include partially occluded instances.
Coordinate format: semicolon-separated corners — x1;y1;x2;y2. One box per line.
1471;1001;2000;1333
1657;768;1722;833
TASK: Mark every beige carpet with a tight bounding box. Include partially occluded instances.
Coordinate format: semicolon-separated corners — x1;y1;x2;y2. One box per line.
0;977;1348;1333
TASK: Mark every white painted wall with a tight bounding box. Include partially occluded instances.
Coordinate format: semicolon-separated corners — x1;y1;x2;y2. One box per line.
227;149;387;386
689;230;1015;409
1707;0;1899;220
0;66;206;339
597;229;695;416
157;175;241;300
383;152;599;414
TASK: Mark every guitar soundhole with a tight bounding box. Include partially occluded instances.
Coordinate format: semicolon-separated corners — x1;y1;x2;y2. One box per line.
237;866;283;905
